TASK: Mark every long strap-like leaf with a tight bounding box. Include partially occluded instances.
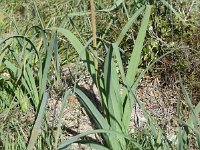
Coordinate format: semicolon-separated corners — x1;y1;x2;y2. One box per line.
123;5;152;132
27;91;49;150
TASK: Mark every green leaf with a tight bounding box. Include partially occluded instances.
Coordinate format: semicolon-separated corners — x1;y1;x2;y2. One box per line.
58;129;142;150
27;91;49;150
50;28;86;60
104;46;122;122
40;32;55;99
116;6;145;46
180;75;200;127
123;5;152;132
55;88;71;148
126;5;152;86
112;43;126;83
50;28;97;84
75;88;114;148
26;64;39;107
103;47;125;148
75;88;109;130
14;87;29;112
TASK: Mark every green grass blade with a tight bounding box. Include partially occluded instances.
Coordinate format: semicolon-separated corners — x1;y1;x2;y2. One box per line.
110;62;123;122
49;28;97;84
112;43;126;84
180;75;200;127
177;127;183;150
103;48;125;148
40;33;55;98
50;27;98;83
82;142;110;150
32;0;44;28
50;27;86;60
3;61;28;98
75;88;109;129
179;75;200;148
55;88;71;148
23;67;35;100
58;129;142;150
126;5;152;86
3;59;37;107
186;101;200;127
75;88;114;148
27;91;49;150
104;46;122;124
178;120;200;148
116;6;145;46
26;64;39;107
3;59;18;75
14;87;29;112
53;32;61;86
123;5;152;132
0;35;39;56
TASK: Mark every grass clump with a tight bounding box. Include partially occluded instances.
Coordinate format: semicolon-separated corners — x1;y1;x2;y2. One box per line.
0;0;199;149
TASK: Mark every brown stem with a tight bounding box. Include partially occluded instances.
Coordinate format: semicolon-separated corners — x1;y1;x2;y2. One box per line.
90;0;97;48
90;0;101;103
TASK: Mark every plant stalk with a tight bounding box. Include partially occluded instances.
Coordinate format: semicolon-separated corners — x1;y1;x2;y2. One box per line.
90;0;99;90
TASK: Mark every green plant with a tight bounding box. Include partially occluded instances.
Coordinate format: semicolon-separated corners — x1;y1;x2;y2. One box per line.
0;0;199;149
175;74;200;150
0;20;60;150
52;5;160;150
52;1;200;149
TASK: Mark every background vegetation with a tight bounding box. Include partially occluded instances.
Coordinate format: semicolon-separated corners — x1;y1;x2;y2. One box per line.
0;0;199;149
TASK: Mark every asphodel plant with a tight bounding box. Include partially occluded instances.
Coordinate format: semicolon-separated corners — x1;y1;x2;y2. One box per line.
50;4;154;149
49;0;195;149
